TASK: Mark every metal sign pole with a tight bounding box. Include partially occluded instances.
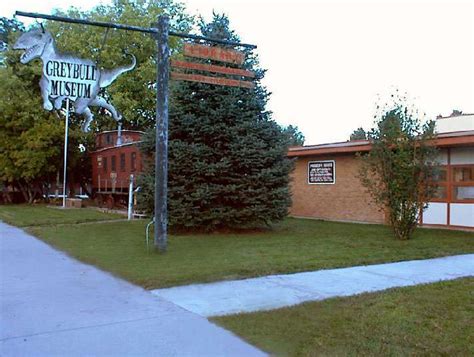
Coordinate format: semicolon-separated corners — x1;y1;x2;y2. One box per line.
128;174;134;220
62;98;70;208
154;15;170;252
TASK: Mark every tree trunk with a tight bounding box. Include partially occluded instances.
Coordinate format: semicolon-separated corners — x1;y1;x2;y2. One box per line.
27;185;35;204
17;181;30;203
80;182;91;197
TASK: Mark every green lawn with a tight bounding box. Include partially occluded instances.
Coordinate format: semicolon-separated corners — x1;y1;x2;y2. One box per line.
22;213;474;289
0;204;123;227
213;278;474;356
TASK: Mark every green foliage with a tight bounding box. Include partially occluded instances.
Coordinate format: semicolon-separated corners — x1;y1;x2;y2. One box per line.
0;51;65;202
138;13;294;231
282;124;305;146
0;0;192;202
0;16;24;60
349;127;367;141
358;95;438;240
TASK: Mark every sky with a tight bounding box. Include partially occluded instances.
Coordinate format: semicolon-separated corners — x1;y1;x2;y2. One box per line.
2;0;473;145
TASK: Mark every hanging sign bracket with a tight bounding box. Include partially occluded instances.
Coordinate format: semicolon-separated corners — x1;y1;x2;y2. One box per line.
15;10;257;253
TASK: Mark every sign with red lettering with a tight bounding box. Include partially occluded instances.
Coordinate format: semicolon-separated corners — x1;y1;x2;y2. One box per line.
171;60;254;78
172;44;254;89
308;160;336;184
170;72;254;89
183;43;245;64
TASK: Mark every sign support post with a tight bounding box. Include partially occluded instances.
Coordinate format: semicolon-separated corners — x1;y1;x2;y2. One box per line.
14;10;256;253
128;174;134;220
62;98;70;208
154;15;170;252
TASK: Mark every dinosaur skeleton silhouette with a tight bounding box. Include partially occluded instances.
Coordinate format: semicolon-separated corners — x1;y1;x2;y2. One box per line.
13;29;136;132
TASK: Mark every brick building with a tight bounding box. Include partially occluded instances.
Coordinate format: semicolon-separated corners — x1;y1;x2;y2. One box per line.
90;130;144;194
288;113;474;229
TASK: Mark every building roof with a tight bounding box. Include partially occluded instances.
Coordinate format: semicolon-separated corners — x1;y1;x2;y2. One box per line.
436;111;474;119
288;130;474;157
96;129;146;135
90;141;144;154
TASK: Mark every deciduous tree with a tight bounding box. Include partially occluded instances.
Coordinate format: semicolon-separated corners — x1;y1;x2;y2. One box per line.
358;95;438;240
0;0;193;202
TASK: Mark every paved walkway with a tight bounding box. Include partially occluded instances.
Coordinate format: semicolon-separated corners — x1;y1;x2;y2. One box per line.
0;222;264;356
152;254;474;317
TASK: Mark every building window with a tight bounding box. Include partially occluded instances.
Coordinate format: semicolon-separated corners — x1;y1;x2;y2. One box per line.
103;157;108;173
453;166;474;182
432;185;447;200
120;153;126;172
111;155;116;172
131;152;136;172
452;186;474;201
429;165;474;203
106;134;112;145
430;167;447;201
452;165;474;202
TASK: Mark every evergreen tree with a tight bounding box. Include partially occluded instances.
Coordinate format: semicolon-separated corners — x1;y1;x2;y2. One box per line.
139;13;293;230
282;124;305;146
350;127;367;141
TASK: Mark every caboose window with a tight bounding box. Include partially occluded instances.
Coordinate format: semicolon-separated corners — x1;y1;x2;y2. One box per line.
103;157;108;173
131;152;136;172
111;155;116;172
106;134;112;145
120;153;126;172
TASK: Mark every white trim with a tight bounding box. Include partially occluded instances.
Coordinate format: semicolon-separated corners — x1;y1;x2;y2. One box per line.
91;141;143;154
307;160;336;185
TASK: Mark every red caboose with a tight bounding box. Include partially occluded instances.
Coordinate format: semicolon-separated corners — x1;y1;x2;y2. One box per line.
90;129;144;208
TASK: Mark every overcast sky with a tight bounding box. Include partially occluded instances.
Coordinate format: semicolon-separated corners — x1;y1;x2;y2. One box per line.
2;0;473;144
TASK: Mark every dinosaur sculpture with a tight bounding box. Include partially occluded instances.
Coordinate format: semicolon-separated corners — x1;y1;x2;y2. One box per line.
13;29;136;132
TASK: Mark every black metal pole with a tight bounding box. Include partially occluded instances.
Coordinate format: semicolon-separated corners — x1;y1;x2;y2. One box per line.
14;11;257;49
154;15;170;253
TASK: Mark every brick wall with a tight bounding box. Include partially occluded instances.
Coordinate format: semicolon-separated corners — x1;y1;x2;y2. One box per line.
90;145;143;190
289;153;385;223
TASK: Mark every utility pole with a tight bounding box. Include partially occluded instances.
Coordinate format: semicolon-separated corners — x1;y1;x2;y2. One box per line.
154;16;170;252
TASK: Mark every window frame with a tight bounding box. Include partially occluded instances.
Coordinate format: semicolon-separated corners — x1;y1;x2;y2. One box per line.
428;166;448;202
103;157;108;173
120;153;126;172
111;155;116;172
131;152;136;172
451;164;474;203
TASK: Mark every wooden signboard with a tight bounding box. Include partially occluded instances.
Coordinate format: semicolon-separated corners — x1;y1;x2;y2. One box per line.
170;72;254;89
171;44;254;89
183;43;245;65
171;60;254;78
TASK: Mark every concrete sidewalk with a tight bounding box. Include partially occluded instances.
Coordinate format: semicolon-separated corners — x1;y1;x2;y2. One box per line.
152;254;474;317
0;222;264;356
